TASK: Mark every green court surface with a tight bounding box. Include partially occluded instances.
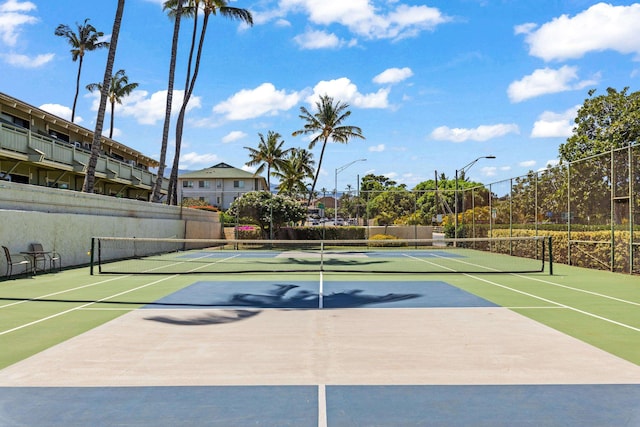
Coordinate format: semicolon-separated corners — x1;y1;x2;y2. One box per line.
2;263;638;368
1;258;639;426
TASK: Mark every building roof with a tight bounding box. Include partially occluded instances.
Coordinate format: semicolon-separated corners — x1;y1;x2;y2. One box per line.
178;162;263;180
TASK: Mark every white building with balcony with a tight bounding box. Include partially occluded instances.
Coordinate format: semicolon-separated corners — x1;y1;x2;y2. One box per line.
178;162;268;210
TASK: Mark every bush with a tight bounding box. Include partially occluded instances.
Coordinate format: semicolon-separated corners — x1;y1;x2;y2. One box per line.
275;226;366;240
235;225;261;239
368;234;407;247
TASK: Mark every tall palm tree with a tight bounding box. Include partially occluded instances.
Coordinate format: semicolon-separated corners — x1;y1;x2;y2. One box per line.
292;94;365;205
152;0;186;203
274;148;315;198
82;0;125;194
55;18;109;123
86;69;138;139
166;0;253;205
244;131;292;190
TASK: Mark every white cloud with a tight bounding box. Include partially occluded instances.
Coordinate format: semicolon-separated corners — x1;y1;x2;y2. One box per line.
538;159;560;171
39;103;82;123
308;77;390;109
179;152;219;169
514;22;536;35
369;144;385;152
107;127;122;139
88;89;200;126
293;29;344;49
213;83;302;121
0;0;54;68
520;3;640;61
222;131;247;144
0;0;35;12
507;66;597;103
531;105;579;138
0;0;37;46
373;67;413;85
276;0;450;41
430;123;519;142
519;160;536;168
1;52;53;68
480;166;497;177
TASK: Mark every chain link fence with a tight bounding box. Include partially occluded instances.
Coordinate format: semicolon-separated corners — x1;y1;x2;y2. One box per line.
455;144;639;273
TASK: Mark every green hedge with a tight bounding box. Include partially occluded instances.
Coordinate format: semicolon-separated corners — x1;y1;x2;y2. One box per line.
490;229;635;273
275;226;366;240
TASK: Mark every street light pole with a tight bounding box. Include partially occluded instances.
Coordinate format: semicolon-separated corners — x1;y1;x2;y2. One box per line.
335;158;366;225
454;155;496;239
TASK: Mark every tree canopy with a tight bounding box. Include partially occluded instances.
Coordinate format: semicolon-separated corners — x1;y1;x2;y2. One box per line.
228;191;307;239
559;87;640;163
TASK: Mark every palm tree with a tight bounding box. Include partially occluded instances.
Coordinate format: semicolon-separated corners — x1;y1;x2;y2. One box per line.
82;1;125;194
244;131;292;190
274;148;315;197
166;0;253;204
292;94;365;205
55;19;109;123
151;0;186;203
86;69;138;139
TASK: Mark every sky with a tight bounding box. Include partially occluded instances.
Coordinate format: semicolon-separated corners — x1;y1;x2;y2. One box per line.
1;0;639;194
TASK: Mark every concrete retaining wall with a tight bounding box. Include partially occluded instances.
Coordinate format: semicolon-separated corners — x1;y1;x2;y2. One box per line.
0;182;221;273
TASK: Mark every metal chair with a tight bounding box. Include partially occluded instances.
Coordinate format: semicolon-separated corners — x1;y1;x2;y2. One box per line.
3;246;32;278
30;243;62;273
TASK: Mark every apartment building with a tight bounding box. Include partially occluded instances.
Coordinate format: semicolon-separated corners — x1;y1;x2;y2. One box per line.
178;162;268;209
0;92;167;200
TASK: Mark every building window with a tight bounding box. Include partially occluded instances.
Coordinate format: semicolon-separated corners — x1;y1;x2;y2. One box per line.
199;180;210;188
233;180;244;189
216;180;222;189
182;181;194;188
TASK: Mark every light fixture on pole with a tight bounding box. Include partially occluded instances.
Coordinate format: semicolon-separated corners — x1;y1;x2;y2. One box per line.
454;156;496;239
335;158;366;225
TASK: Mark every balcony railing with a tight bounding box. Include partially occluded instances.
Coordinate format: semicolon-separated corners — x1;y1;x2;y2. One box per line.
0;122;167;191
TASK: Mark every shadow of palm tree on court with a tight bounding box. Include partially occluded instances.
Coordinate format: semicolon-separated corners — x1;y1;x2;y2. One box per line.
144;309;260;325
226;284;420;309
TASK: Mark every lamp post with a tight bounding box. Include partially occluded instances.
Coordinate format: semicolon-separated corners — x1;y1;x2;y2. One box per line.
454;156;495;239
335;158;366;225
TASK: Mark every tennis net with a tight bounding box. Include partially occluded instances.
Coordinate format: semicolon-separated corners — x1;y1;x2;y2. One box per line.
90;236;552;275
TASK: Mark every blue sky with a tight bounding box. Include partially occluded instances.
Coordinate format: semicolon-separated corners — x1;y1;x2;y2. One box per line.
1;0;639;193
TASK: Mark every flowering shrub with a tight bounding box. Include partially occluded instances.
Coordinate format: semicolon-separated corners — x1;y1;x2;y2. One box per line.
188;205;219;212
235;225;261;239
369;234;407;247
228;191;307;239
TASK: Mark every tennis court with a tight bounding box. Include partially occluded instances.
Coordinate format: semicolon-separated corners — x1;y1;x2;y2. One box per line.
1;238;639;426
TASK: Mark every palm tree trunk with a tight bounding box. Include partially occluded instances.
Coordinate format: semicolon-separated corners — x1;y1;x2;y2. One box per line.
307;138;328;205
72;56;83;122
167;12;210;205
152;1;183;203
82;0;125;193
109;100;115;139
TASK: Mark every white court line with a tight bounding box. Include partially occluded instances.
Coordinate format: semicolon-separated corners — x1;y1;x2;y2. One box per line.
318;384;327;427
511;273;640;307
0;275;130;310
0;275;178;336
424;251;638;309
407;253;640;332
137;252;242;274
319;268;324;309
466;274;640;333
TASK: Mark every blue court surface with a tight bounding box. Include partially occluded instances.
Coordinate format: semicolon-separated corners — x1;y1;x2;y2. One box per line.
2;384;639;426
144;280;498;309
